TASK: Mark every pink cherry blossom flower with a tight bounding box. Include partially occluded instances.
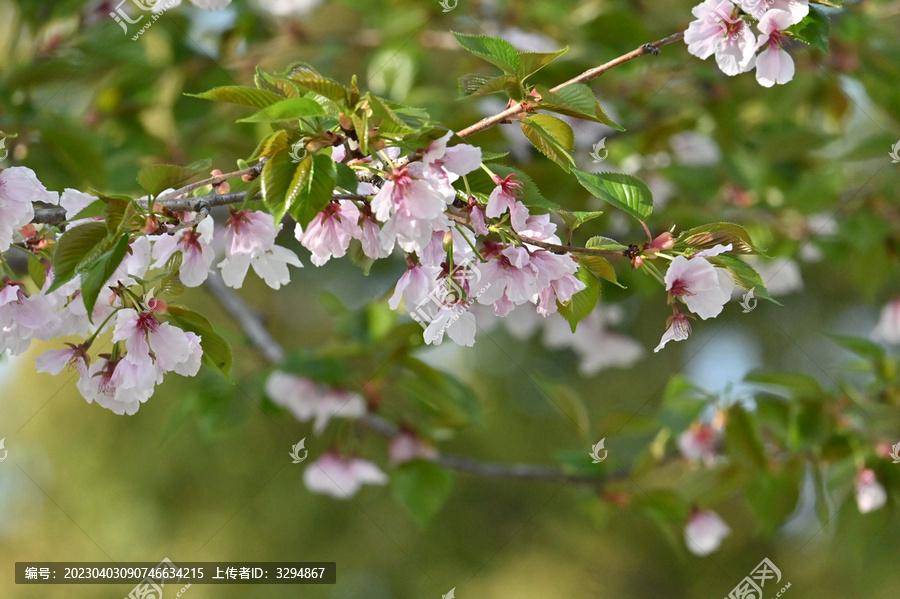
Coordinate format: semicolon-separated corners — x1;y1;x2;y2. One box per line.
303;453;388;499
485;174;531;231
0;281;58;355
265;371;367;433
35;343;90;377
423;304;478;347
684;509;731;556
685;0;757;76
463;198;490;236
112;306;202;377
223;209;278;255
664;245;735;319
372;163;453;222
151;217;216;287
873;299;900;344
0;166;57;252
655;311;694;352
389;260;441;310
754;10;797;87
390;431;438;466
678;421;723;466
540;308;645;375
856;468;887;514
421;130;483;184
219;210;302;289
57;188;100;227
76;355;156;415
295;201;361;266
737;0;808;21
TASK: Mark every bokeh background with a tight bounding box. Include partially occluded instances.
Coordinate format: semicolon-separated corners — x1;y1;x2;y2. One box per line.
1;0;900;597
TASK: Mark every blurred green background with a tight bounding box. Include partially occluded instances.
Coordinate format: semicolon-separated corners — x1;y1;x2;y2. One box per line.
1;0;900;597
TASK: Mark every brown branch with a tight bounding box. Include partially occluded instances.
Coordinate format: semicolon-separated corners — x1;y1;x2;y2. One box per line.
156;162;265;204
456;31;685;140
205;266;629;485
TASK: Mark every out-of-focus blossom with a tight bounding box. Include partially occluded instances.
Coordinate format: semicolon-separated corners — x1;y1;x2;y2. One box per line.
265;371;367;433
855;468;887;514
684;509;731;556
303;453;388;499
873;299;900;345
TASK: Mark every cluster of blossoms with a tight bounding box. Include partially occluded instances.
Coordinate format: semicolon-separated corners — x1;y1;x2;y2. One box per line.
685;0;810;87
0;166;306;414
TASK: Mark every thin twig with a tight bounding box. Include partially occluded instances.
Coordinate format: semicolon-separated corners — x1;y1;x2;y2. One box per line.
156;163;264;204
456;31;685;139
205;268;624;485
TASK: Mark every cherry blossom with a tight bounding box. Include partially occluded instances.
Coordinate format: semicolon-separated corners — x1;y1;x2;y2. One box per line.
684;0;757;76
219;210;302;288
485;174;531;232
303;453;388;499
112;304;203;380
390;431;438;466
754;10;797;87
0;281;57;355
655;311;694;352
0;166;57;252
35;344;90;377
265;371;367;433
855;468;887;514
678;420;723;466
737;0;808;21
421;131;483;184
295;201;361;266
151;217;216;287
664;244;735;319
423;304;478;347
76;355;156;416
684;509;731;556
389;260;441;311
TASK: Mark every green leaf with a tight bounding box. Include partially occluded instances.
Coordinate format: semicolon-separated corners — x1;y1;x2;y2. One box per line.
237;97;327;123
535;84;623;130
725;404;767;472
291;154;336;228
573;170;653;221
48;221;109;292
534;375;590;436
787;5;830;54
557;265;600;332
746;459;803;535
249;130;291;160
80;234;130;318
262;150;304;223
348;239;375;275
745;371;825;399
451;31;520;74
283;63;348;103
520;114;575;171
577;255;620;286
830;335;885;362
517;48;568;81
708;255;779;305
457;73;520;99
676;222;758;254
553;210;603;233
187;86;285;109
391;460;454;528
585;236;628;251
27;252;48;290
138;161;210;196
397;358;481;428
166;305;234;378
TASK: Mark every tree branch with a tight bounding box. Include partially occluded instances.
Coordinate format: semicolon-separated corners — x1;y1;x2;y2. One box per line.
204;266;624;485
456;31;685;140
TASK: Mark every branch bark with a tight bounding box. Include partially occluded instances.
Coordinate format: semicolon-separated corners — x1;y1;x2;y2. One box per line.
455;31;685;139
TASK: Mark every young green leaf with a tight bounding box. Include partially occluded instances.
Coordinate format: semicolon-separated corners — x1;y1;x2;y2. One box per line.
290;154;336;228
676;222;758;254
573;170;653;221
557;265;600;332
535;84;624;130
48;221;110;292
262;150;307;223
517;48;568;81
187;86;284;108
787;5;831;54
451;31;520;74
237;97;328;123
80;233;130;318
708;255;780;304
138;163;209;196
520;114;575;171
457;73;520;99
585;236;628;251
577;255;620;286
391;460;454;528
553;210;603;233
